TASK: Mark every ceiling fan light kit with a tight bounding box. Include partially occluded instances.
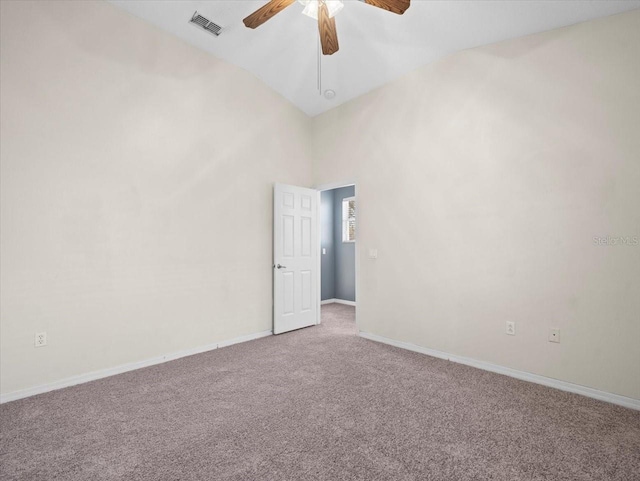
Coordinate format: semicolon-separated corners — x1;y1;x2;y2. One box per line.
299;0;344;20
243;0;410;55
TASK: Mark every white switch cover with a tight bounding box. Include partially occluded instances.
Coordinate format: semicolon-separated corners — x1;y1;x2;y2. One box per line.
549;328;560;343
369;249;378;259
322;248;326;255
35;332;47;347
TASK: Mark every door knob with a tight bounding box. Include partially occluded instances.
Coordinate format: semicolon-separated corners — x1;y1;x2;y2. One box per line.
276;264;287;269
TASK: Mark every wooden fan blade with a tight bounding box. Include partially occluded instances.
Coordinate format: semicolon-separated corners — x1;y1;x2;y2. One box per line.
318;3;339;55
243;0;296;29
364;0;410;15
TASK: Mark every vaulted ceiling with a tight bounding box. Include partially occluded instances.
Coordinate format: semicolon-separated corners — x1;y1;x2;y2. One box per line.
110;1;640;116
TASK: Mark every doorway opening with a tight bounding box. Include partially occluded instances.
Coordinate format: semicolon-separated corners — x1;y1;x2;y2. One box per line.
272;182;356;335
317;183;357;328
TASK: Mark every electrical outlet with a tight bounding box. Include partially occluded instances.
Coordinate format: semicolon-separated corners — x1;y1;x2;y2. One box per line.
506;321;516;336
35;332;47;347
549;328;560;343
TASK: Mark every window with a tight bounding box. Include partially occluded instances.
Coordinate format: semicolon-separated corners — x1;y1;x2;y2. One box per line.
342;197;356;243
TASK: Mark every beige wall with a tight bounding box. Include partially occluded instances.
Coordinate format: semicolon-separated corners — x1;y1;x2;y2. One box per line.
2;1;638;402
0;1;312;395
313;10;640;400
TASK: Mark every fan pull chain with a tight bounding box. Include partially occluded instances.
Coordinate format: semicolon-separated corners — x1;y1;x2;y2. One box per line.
317;32;322;95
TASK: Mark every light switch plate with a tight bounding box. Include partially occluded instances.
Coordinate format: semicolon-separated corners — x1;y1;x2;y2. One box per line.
322;248;326;255
369;249;378;259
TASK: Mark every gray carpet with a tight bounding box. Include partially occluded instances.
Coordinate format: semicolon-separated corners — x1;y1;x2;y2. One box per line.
1;304;639;480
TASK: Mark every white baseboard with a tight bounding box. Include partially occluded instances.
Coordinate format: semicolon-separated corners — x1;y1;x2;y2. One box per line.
0;330;272;404
358;331;640;411
217;330;271;348
321;298;356;307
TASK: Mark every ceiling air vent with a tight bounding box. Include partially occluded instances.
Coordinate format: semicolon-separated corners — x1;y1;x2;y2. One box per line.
189;11;222;37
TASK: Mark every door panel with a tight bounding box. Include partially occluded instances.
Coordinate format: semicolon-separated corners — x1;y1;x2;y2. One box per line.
283;272;295;315
301;270;311;311
283;215;295;257
274;184;318;334
301;217;312;257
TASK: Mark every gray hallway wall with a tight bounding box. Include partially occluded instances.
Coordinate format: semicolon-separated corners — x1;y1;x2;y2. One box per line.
320;190;335;300
321;186;356;302
333;186;356;302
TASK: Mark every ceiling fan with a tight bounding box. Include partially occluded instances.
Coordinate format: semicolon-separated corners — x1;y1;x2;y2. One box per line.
243;0;410;55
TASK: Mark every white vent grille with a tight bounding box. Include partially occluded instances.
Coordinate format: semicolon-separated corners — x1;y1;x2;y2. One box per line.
189;12;222;37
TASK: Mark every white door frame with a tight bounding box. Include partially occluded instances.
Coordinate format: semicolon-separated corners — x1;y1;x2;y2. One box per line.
313;181;358;330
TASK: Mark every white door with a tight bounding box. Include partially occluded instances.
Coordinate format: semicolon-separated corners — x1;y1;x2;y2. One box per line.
273;183;318;335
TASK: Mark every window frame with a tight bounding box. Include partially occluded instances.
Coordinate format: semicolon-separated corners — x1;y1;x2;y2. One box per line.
342;196;356;243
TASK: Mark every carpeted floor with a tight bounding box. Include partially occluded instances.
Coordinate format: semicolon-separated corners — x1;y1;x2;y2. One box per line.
1;304;639;480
